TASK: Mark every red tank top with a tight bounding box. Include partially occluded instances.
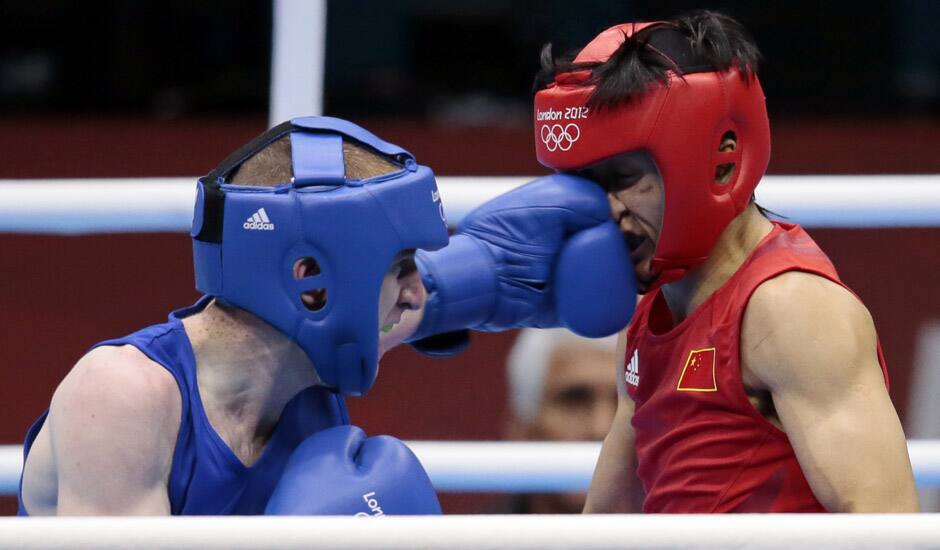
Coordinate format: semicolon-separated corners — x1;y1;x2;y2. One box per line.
624;222;888;513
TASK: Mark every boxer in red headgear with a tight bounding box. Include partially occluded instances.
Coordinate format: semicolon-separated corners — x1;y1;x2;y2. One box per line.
535;11;918;513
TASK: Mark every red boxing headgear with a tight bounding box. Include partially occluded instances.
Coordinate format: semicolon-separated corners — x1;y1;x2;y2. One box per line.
534;22;771;287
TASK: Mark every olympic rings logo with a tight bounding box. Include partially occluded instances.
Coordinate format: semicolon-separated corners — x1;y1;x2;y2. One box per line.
540;123;581;152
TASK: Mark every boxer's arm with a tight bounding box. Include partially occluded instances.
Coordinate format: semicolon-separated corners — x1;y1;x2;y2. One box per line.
584;330;638;513
742;272;918;512
48;346;180;515
407;174;635;356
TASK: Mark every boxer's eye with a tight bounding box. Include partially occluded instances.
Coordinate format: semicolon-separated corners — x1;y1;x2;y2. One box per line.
552;386;595;410
606;173;639;193
389;250;417;279
396;257;417;279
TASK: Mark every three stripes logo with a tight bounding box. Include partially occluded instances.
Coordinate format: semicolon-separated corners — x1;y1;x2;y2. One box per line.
243;208;275;231
625;349;639;387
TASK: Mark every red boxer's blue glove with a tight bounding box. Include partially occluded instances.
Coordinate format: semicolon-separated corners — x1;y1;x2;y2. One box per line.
409;173;635;353
264;425;440;516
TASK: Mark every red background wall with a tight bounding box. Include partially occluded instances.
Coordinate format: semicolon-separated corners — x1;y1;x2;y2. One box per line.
2;117;938;513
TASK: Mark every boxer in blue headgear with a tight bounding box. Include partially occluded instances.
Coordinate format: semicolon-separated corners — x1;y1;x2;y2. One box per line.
18;117;446;517
192;116;449;396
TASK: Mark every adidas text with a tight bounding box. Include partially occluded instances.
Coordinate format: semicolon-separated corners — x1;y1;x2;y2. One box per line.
243;221;275;231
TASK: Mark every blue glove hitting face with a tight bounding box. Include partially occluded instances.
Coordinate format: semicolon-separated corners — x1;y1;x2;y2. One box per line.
265;425;441;516
410;174;635;348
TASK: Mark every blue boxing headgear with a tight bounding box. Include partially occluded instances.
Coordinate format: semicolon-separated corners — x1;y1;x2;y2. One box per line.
191;116;450;395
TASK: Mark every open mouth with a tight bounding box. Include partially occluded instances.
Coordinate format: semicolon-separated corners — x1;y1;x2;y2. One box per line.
624;234;650;264
622;234;656;293
380;309;404;334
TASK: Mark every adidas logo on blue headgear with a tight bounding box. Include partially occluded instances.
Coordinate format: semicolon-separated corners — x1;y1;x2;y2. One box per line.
191;116;450;395
243;208;275;231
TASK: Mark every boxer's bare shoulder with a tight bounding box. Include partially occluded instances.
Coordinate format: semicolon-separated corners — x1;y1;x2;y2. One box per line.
742;270;876;383
22;345;180;515
741;271;917;512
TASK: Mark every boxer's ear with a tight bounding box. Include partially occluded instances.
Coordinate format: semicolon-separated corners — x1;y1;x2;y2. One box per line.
294;257;327;311
715;131;737;184
293;257;320;278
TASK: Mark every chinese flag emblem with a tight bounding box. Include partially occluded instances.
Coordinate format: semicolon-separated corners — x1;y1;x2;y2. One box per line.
677;347;717;392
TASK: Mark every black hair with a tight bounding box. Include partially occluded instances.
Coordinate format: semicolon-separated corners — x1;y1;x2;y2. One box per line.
754;200;787;221
534;10;762;110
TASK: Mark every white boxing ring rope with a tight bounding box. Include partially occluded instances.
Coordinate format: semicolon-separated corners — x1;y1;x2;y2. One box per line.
1;515;940;549
2;440;940;496
1;175;939;234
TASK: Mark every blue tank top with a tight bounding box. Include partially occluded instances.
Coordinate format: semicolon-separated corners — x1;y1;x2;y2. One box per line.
18;297;349;515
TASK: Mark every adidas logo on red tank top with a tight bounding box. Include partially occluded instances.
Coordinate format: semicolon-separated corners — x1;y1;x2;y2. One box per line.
625;349;639;387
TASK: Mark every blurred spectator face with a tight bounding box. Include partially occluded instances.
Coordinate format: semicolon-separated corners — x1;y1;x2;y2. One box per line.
520;343;618;442
505;329;619;514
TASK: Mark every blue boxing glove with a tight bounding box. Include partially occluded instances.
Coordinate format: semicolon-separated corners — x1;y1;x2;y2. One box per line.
265;425;440;516
410;173;635;351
